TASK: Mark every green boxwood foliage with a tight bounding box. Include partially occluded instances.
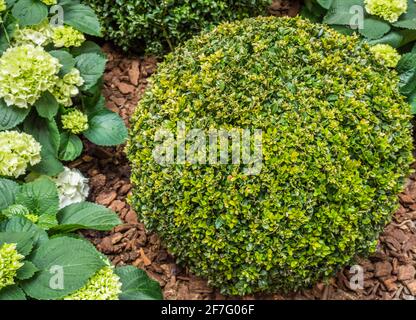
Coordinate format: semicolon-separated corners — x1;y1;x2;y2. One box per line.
127;17;414;295
82;0;272;54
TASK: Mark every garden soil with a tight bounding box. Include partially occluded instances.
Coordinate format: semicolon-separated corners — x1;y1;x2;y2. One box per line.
73;0;416;300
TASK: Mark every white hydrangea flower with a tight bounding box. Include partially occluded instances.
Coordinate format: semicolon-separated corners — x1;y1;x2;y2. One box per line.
54;167;90;209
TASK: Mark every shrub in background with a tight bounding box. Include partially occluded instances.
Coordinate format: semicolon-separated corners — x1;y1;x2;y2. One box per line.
83;0;272;54
127;17;414;295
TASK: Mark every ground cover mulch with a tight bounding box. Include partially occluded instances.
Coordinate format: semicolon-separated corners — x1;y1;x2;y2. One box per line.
72;0;416;300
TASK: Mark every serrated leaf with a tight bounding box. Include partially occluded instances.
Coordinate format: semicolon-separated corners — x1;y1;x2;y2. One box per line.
17;261;38;280
0;285;26;300
0;99;31;130
0;232;34;255
34;92;59;120
0;178;20;211
397;53;416;95
0;217;48;247
58;132;83;161
368;29;416;48
11;0;48;26
0;15;17;54
75;53;107;90
21;237;106;300
15;176;59;217
392;0;416;30
62;3;102;36
49;50;76;76
53;202;121;233
84;111;127;146
71;41;106;57
115;266;163;300
323;0;364;26
358;18;391;40
317;0;333;9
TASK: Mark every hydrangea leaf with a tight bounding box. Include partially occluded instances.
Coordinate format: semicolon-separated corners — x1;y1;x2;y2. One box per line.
0;217;49;247
71;40;106;58
0;285;26;300
58;132;83;162
323;0;364;25
0;99;31;130
392;0;416;29
53;202;121;233
358;18;391;40
15;176;59;218
16;261;38;280
62;3;102;36
34;92;59;120
115;266;163;300
0;178;20;211
317;0;333;9
49;50;76;76
0;15;17;54
83;111;127;146
11;0;48;26
397;53;416;95
21;236;107;300
75;52;106;90
0;232;33;255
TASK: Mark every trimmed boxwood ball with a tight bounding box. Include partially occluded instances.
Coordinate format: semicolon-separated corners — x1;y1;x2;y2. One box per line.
83;0;272;54
127;17;414;295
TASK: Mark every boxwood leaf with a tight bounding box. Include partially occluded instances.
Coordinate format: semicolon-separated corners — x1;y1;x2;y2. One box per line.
115;266;163;300
11;0;48;26
21;237;106;300
54;202;121;232
84;111;127;146
0;99;31;130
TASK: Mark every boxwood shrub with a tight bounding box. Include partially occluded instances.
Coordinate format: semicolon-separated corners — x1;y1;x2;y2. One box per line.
127;17;414;295
83;0;272;54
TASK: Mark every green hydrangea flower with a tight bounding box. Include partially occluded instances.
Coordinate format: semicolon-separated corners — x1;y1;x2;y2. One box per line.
13;20;54;46
0;45;61;108
52;25;85;48
64;266;122;300
365;0;407;23
370;44;401;68
0;131;42;178
1;204;39;223
41;0;57;4
50;68;84;107
61;110;89;134
0;0;6;12
0;243;24;290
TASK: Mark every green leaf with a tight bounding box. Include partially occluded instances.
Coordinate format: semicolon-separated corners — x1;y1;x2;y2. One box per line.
323;0;364;25
0;232;34;255
0;99;31;130
0;285;26;300
24;113;63;176
0;217;49;247
49;50;76;76
317;0;333;9
58;132;83;161
34;92;59;120
392;0;416;30
115;266;163;300
15;176;59;217
84;111;127;146
0;15;18;55
358;18;391;40
368;29;416;48
75;53;107;90
17;261;38;280
397;53;416;95
11;0;48;26
62;3;102;36
54;202;121;233
71;41;106;58
21;237;107;300
0;178;20;211
408;88;416;114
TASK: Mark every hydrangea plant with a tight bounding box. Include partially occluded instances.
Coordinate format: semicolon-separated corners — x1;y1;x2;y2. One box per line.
0;243;24;290
0;0;127;179
302;0;416;114
54;167;90;209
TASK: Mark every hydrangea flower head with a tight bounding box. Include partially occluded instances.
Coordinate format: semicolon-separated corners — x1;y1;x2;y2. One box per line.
41;0;57;5
0;0;6;12
0;243;24;290
52;25;85;48
2;204;39;223
14;20;54;46
0;131;42;178
61;110;89;134
50;68;84;107
365;0;408;23
370;44;401;68
64;266;122;300
0;45;61;108
54;167;90;209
